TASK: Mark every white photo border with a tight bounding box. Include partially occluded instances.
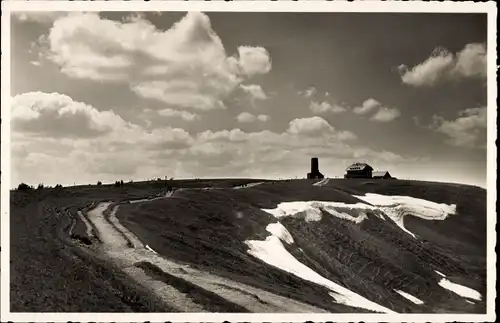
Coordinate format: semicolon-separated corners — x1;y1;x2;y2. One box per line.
1;1;497;322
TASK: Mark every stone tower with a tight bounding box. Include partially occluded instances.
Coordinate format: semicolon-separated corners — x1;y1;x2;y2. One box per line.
307;157;324;179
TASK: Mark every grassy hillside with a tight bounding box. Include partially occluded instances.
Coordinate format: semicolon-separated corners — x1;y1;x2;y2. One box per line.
9;178;487;313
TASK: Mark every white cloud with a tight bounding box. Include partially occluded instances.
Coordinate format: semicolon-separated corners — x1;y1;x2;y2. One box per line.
299;86;317;98
240;84;268;100
287;116;335;136
234;46;272;77
431;106;487;149
157;108;199;122
257;114;270;122
352;98;401;122
236;112;270;123
452;43;487;79
236;112;257;123
309;101;347;114
44;12;271;111
353;98;381;115
399;43;486;87
10;92;200;186
11;92;414;187
13;11;68;23
370;107;401;122
11;91;128;138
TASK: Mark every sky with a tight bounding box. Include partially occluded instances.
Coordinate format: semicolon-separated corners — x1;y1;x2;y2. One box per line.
9;11;488;188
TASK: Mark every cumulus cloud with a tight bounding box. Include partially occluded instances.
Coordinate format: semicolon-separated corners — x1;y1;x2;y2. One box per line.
240;84;268;100
353;98;381;115
257;114;270;122
431;106;487;148
398;43;486;87
11;91;196;148
13;11;68;23
157;108;199;122
286;116;335;136
236;112;257;123
11;92;413;187
236;112;270;123
234;46;272;77
10;92;201;186
309;101;347;114
353;98;401;122
11;91;128;138
182;126;413;180
370;107;401;122
44;12;272;111
299;86;317;98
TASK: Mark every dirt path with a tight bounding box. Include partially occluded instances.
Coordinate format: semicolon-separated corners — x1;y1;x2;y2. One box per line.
233;182;264;190
313;178;330;187
85;201;329;312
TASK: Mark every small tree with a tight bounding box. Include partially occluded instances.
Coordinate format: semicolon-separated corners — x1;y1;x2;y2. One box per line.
37;183;44;190
17;183;31;191
97;181;102;186
54;184;63;188
120;180;124;186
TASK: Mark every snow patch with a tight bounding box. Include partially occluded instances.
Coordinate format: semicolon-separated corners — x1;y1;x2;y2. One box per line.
266;222;294;244
313;178;329;186
438;278;482;301
435;270;446;277
395;289;424;305
353;193;457;238
244;235;395;313
465;300;475;304
262;201;373;224
146;245;158;254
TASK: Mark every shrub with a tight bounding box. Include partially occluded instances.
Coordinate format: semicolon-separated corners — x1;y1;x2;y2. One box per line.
54;184;63;188
37;183;44;190
97;181;102;186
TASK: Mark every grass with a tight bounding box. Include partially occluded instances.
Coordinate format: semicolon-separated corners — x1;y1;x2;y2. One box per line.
9;178;487;313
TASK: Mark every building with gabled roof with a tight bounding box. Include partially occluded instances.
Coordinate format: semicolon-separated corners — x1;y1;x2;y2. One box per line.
372;171;392;179
344;162;373;179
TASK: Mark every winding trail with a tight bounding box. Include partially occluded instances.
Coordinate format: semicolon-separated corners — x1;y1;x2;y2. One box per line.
313;178;330;187
85;197;329;313
233;182;264;190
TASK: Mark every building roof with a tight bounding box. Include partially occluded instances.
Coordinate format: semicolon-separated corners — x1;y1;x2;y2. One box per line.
372;171;390;177
346;163;373;171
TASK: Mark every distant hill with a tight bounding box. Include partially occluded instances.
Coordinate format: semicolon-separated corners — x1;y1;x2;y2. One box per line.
9;178;487;313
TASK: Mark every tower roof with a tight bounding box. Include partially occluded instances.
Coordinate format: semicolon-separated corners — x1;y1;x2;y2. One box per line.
346;163;373;171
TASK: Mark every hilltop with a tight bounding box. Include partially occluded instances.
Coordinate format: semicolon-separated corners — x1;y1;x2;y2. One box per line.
9;178;487;313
